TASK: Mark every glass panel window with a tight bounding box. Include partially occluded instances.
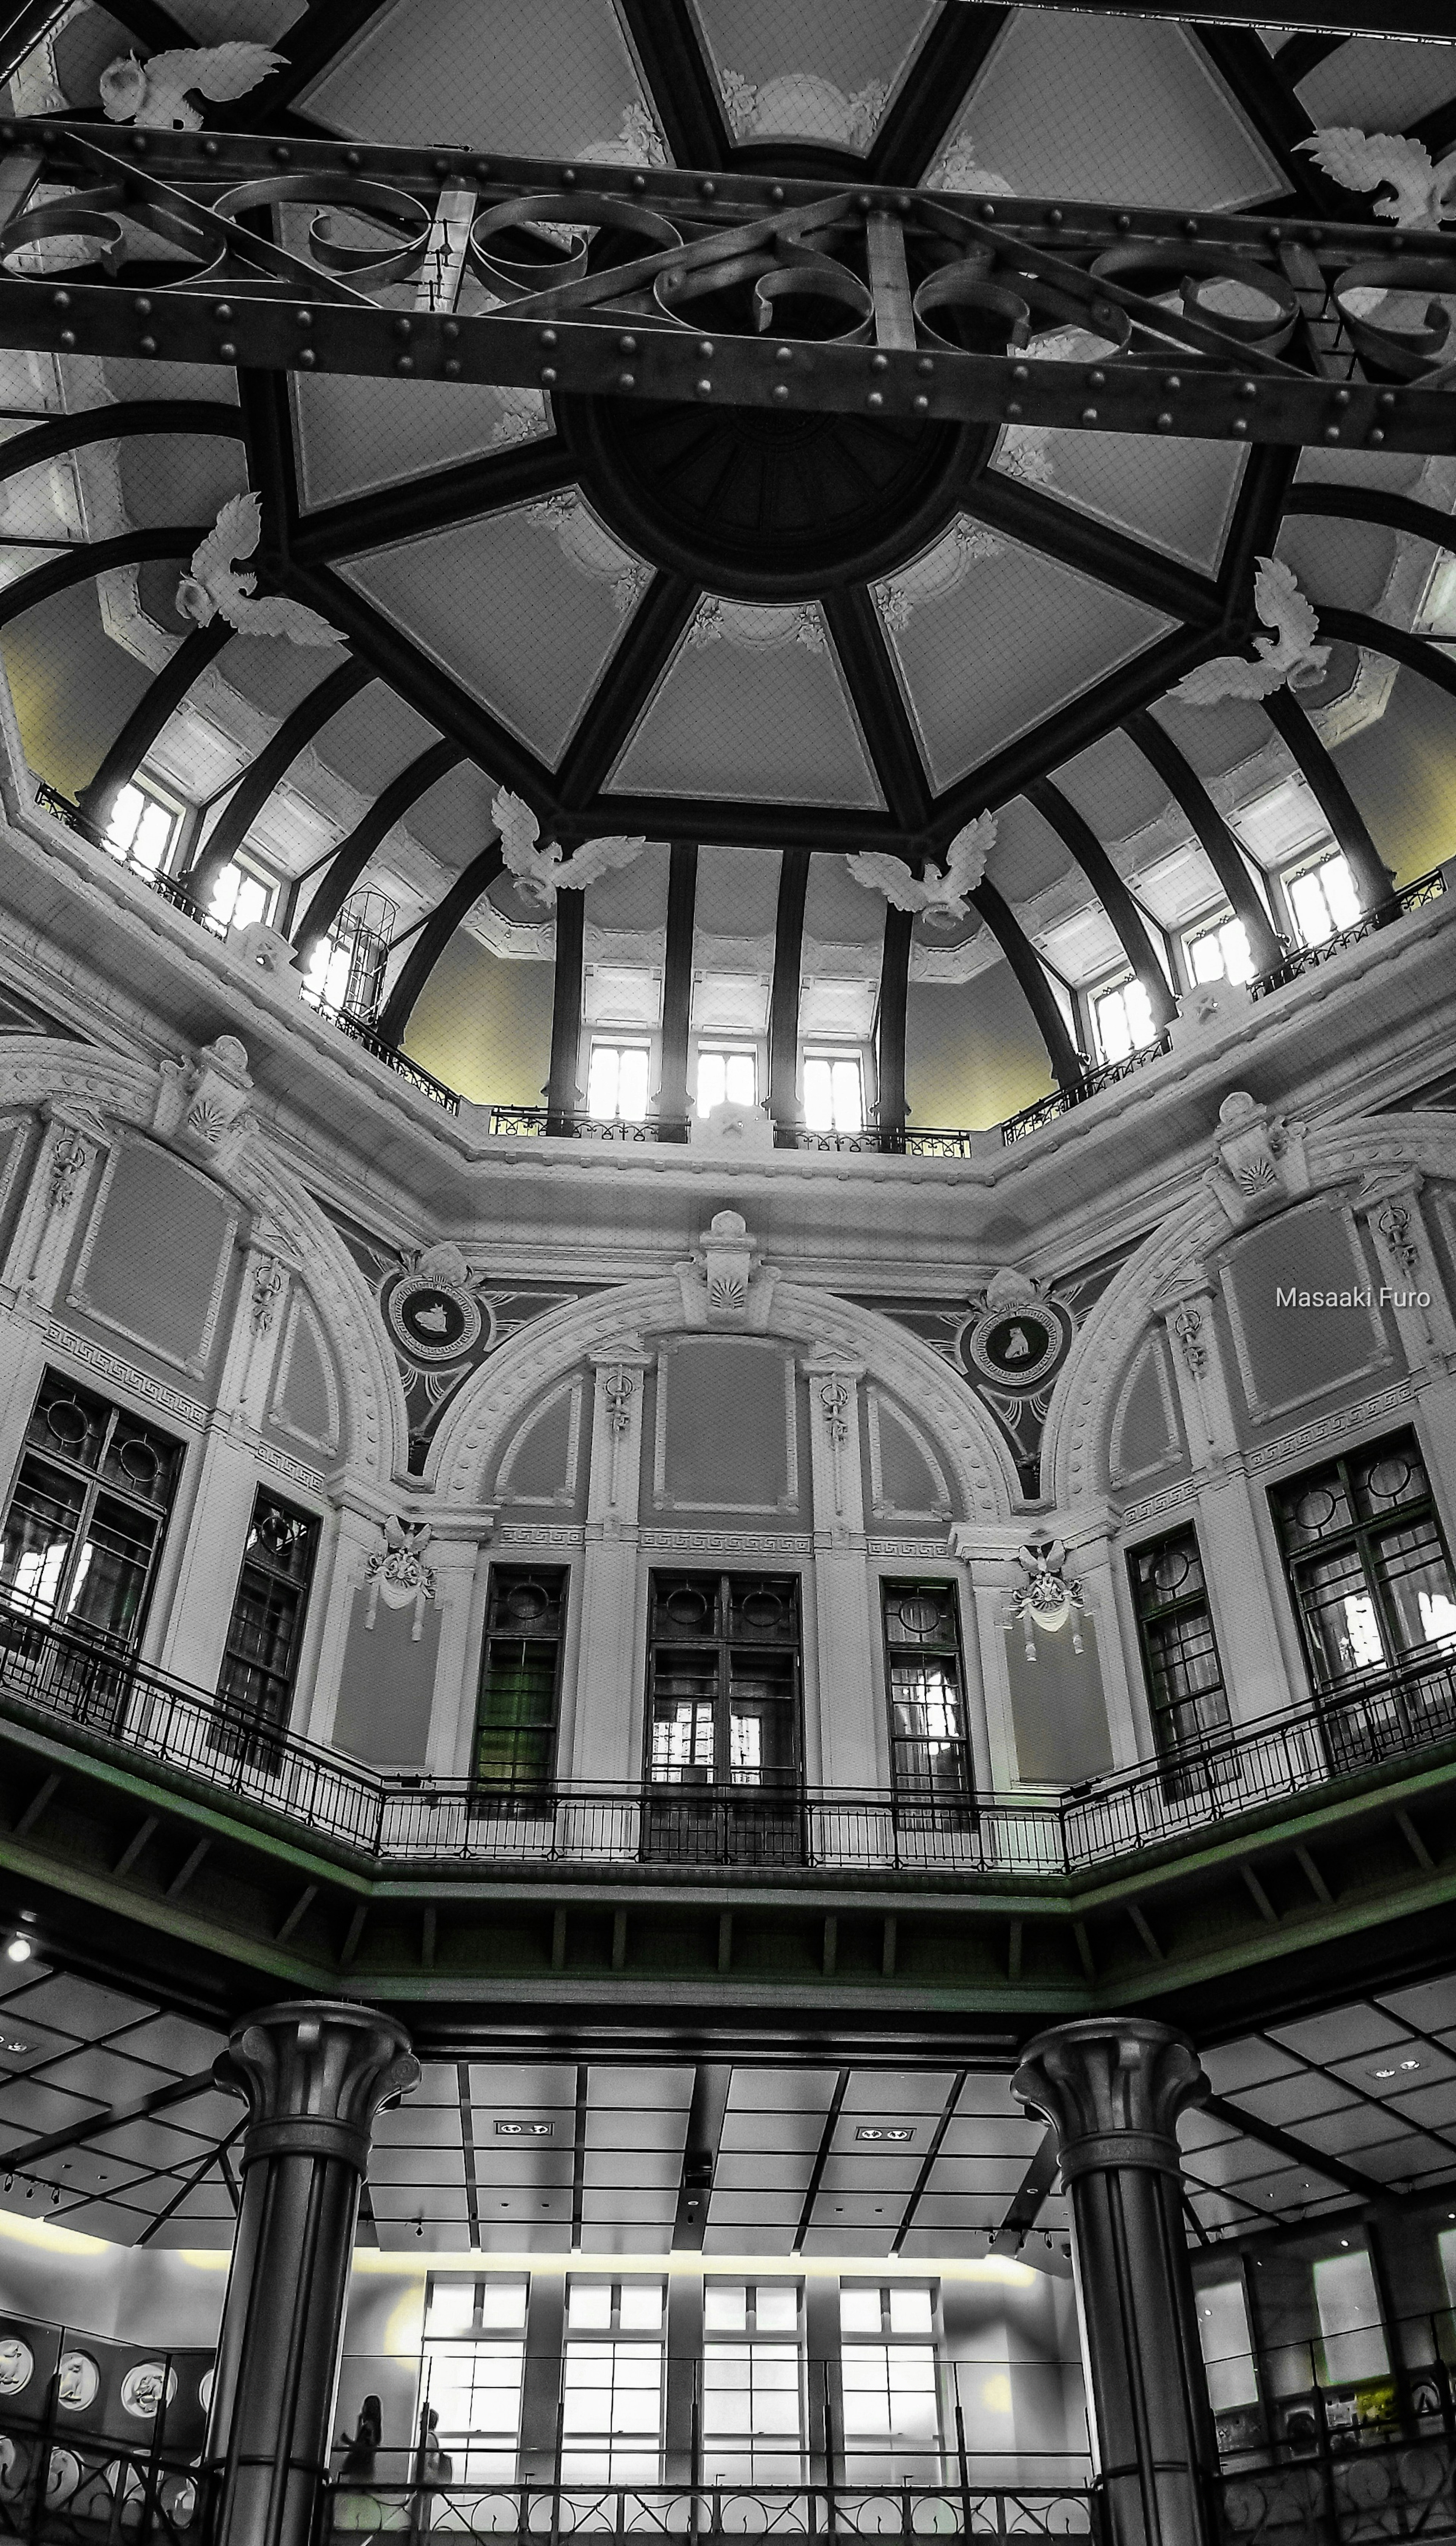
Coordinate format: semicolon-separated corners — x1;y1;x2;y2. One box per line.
646;1575;802;1793
1129;1527;1231;1754
696;1046;758;1118
1186;913;1255;988
103;776;181;876
838;2282;940;2482
881;1581;973;1809
207;854;276;933
1197;2278;1259;2414
1270;1430;1456;1694
0;1369;182;1653
1286;849;1361;949
562;2281;665;2484
216;1493;319;1734
474;1569;566;1793
1313;2251;1389;2387
421;2276;529;2483
702;2281;805;2484
1091;976;1156;1065
803;1052;864;1135
302;889;396;1024
587;1041;651;1122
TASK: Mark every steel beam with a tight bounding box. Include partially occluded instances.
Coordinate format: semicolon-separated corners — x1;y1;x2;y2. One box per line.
658;841;697;1144
374;835;505;1046
546;883;585;1132
769;848;811;1148
1262;688;1393;902
876;905;913;1144
822;588;934;832
556;571;699;811
0;525;206;625
3;133;1454;450
77;618;230;833
291;438;576;566
1318;604;1456;708
1026;776;1177;1030
1122;707;1283;973
971;878;1083;1092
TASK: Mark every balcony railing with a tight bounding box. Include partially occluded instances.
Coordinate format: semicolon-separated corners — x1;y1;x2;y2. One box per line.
3;1606;1454;1882
320;2477;1096;2543
1247;865;1448;1000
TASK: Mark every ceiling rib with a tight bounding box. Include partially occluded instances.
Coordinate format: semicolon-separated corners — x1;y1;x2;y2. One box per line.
876;907;914;1147
230;0;383;127
821;588;934;833
1200;2091;1386;2204
989;2123;1061;2252
136;2119;244;2251
658;841;697;1140
869;7;1012;187
556;571;700;813
0;400;243;490
673;2063;731;2251
615;0;732;171
1122;707;1282;974
291;441;578;568
890;2070;966;2256
546;884;586;1131
770;849;811;1148
793;2071;851;2251
1026;776;1177;1030
292;738;463;960
564;797;902;852
1191;25;1339;216
1287;487;1456;557
184;657;372;908
375;835;505;1048
0;528;207;630
0;2069;218;2177
76;620;231;835
1261;689;1391;902
970;879;1083;1092
1317;607;1456;711
961;474;1223;631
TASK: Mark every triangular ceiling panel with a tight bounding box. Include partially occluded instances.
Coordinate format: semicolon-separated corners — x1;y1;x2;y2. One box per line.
987;422;1247;575
300;0;664;162
607;601;885;809
338;499;647;768
293;375;549;513
878;529;1174;790
937;10;1283;207
689;0;938;153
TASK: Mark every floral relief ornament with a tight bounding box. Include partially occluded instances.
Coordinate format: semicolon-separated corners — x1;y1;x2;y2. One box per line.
1004;1537;1090;1661
364;1517;437;1641
1207;1089;1310;1228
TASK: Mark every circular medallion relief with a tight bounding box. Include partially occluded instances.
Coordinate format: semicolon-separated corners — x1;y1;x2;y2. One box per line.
385;1275;482;1364
0;2339;33;2397
120;2363;176;2421
963;1304;1069;1391
56;2353;98;2413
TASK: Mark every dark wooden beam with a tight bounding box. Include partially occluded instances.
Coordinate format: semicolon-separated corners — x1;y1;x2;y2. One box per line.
876;904;913;1143
570;796;902;853
182;657;371;908
769;848;811;1147
375;836;505;1046
870;7;1011;186
546;884;586;1133
1262;687;1393;903
76;620;231;832
0;527;207;627
614;0;731;170
658;841;697;1144
291;738;462;958
966;882;1082;1090
1026;775;1177;1029
822;587;933;832
556;572;699;811
962;472;1224;631
1318;605;1456;712
1123;707;1282;971
291;439;577;566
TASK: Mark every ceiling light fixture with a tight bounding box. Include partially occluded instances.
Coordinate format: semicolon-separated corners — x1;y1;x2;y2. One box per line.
1372;2068;1396;2079
1400;2059;1421;2071
5;1937;31;1965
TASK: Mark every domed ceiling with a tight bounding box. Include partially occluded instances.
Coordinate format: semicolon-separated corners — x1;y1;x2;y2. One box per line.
3;0;1456;1127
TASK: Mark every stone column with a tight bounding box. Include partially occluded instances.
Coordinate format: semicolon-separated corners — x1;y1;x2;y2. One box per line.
1013;2018;1214;2546
204;2000;420;2546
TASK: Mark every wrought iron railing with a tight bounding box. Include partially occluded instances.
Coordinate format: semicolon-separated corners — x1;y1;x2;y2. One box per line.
3;1604;1455;1881
1247;864;1448;1002
327;1008;460;1112
998;1036;1172;1146
0;2330;211;2546
318;2476;1096;2543
485;1107;692;1142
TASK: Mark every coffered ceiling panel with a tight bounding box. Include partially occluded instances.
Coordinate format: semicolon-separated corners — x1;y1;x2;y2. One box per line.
1294;34;1456;131
339;504;648;767
608;606;885;808
688;0;939;153
990;432;1248;577
293;375;549;513
299;0;660;159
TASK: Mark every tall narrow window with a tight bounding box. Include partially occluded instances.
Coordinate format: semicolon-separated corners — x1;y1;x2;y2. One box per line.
701;2282;804;2484
803;1051;864;1136
696;1046;757;1118
103;776;181;875
1312;2251;1388;2386
644;1574;802;1863
421;2275;529;2483
587;1040;651;1122
1128;1528;1231;1753
561;2279;665;2484
881;1581;973;1810
1196;2277;1259;2415
474;1569;567;1794
0;1369;182;1653
1091;974;1156;1065
1186;913;1255;988
837;2282;941;2483
1284;847;1360;948
217;1492;319;1733
1270;1430;1456;1695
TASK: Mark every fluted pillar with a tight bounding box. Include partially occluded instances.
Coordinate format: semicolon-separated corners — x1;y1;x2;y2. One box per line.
204;2000;420;2546
1013;2019;1213;2546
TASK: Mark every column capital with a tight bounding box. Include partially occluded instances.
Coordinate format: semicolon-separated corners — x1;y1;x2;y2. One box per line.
1012;2016;1207;2182
215;1998;419;2173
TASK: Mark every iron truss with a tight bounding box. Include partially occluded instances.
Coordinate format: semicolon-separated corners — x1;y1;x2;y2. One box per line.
1;129;1455;450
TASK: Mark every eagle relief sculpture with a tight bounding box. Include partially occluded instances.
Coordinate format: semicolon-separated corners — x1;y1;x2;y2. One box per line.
364;1518;437;1642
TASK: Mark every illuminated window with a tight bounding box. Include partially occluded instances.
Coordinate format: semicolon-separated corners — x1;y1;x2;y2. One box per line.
207;852;277;934
1091;975;1156;1065
303;891;395;1023
216;1492;319;1737
562;2279;665;2483
421;2276;529;2483
702;2282;804;2484
1129;1527;1231;1755
803;1051;864;1134
103;777;180;874
587;1040;651;1122
645;1574;802;1795
1196;2278;1259;2414
1186;913;1255;988
881;1582;973;1808
1313;2251;1389;2386
838;2282;940;2482
0;1368;182;1653
1285;848;1360;949
1270;1430;1456;1694
696;1046;757;1118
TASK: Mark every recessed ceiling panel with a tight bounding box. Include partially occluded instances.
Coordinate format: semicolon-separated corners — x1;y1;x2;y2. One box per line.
1297;35;1456;132
608;601;885;808
988;426;1247;574
689;0;938;153
882;534;1173;791
301;0;663;162
338;500;648;767
936;11;1283;207
293;375;548;513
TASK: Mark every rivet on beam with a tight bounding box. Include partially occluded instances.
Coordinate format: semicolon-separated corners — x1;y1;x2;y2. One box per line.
297;348;315;367
541;366;558;384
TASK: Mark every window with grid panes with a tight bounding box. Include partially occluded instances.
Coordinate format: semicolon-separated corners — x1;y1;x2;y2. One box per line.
1128;1528;1231;1753
701;2282;805;2485
216;1492;318;1734
802;1050;864;1136
881;1581;974;1810
421;2275;529;2483
837;2283;941;2482
102;775;181;876
473;1569;567;1793
1283;846;1360;949
1185;912;1255;988
586;1040;651;1122
0;1369;182;1652
561;2279;665;2483
1091;974;1156;1065
646;1573;802;1791
1269;1430;1456;1694
696;1045;757;1118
